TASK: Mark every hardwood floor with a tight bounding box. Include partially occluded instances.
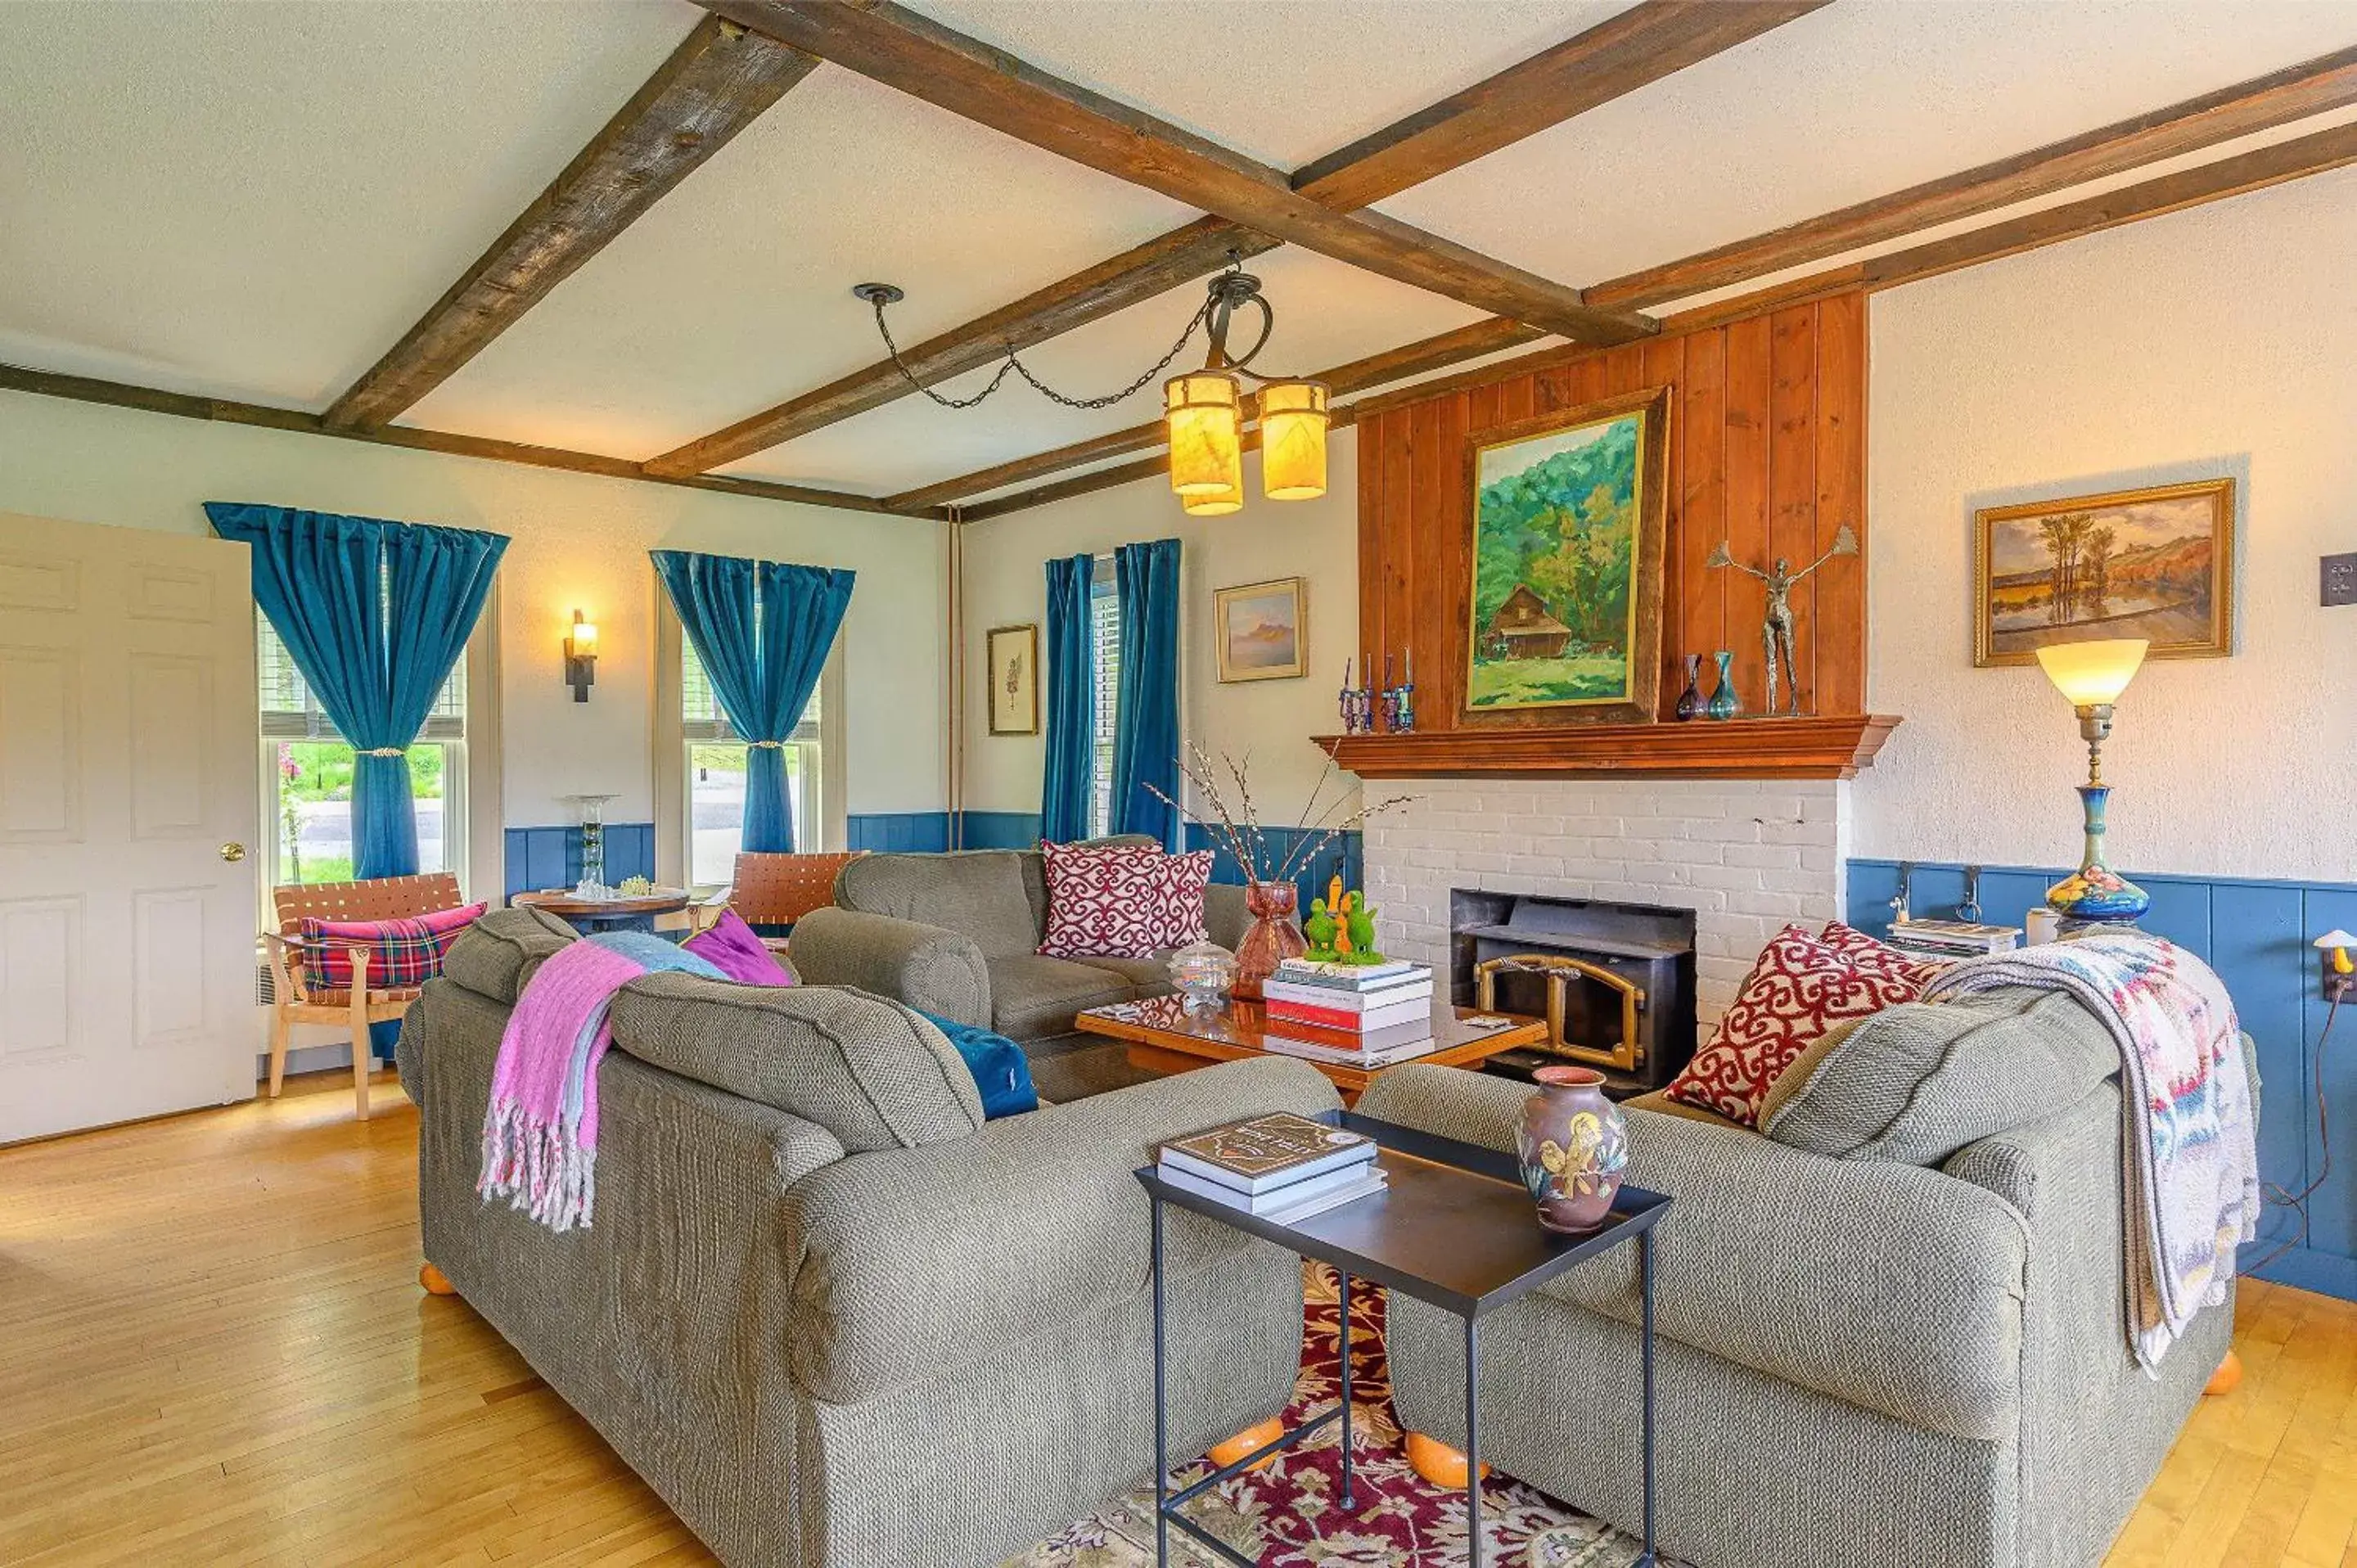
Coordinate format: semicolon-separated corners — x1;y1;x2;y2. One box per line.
2;1072;2352;1567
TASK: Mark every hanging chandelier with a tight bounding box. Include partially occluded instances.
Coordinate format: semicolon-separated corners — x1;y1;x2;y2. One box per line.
856;255;1330;510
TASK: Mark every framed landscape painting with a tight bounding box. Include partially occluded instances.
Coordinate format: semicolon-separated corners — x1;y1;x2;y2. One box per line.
1464;385;1670;722
1215;577;1307;682
986;623;1039;734
1973;477;2235;665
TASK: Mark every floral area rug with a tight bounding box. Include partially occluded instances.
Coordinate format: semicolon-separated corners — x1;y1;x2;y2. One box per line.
1007;1264;1662;1568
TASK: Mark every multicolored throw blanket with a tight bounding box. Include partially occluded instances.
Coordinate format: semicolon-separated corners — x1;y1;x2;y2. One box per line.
479;930;725;1232
1922;931;2257;1373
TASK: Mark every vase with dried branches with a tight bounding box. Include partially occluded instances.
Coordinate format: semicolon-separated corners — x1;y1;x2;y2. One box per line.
1149;744;1406;1001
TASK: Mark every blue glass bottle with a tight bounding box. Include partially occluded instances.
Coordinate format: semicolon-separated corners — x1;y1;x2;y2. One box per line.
1706;651;1740;720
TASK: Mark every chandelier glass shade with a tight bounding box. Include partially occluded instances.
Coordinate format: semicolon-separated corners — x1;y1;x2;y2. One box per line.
861;258;1326;516
1257;379;1331;500
1165;370;1244;498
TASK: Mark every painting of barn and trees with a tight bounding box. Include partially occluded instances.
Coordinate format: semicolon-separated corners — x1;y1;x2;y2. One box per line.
1467;407;1649;710
1973;477;2235;665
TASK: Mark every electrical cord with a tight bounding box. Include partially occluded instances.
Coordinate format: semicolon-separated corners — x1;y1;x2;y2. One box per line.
2248;992;2337;1272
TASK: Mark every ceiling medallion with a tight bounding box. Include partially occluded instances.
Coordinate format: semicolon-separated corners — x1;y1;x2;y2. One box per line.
858;255;1329;511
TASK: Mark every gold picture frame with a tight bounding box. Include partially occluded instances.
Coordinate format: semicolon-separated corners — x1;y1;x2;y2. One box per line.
986;623;1040;734
1214;577;1308;683
1973;477;2236;666
1464;385;1670;722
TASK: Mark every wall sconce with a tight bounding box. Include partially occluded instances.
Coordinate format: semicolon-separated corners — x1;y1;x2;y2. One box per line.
564;610;598;702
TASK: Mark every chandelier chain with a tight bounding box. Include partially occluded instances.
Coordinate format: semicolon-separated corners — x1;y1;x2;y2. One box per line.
872;293;1216;412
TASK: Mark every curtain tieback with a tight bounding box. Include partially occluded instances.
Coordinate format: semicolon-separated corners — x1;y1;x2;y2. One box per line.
747;738;789;750
359;746;408;757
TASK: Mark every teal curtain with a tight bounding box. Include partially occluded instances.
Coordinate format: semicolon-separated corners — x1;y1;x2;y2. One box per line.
1040;553;1095;843
1111;538;1183;849
651;550;854;853
204;502;505;881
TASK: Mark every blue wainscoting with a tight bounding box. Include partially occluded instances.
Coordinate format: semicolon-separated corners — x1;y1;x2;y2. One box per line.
960;810;1045;849
847;812;953;852
502;822;656;901
1849;858;2357;1302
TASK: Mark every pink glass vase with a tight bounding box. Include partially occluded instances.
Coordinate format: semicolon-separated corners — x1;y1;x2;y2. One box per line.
1233;881;1307;1001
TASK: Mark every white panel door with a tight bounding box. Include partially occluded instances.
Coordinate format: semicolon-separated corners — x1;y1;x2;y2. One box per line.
0;513;258;1143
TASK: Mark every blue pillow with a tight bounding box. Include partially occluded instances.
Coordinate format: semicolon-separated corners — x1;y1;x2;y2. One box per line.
918;1010;1039;1120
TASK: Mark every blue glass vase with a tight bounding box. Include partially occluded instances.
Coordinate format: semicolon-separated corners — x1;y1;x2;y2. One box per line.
1706;651;1740;720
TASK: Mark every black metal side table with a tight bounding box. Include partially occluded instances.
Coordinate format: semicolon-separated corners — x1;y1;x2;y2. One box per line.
1137;1110;1670;1568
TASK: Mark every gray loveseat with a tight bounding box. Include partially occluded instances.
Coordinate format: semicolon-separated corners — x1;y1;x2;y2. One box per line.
399;907;1336;1567
1357;986;2241;1568
787;846;1250;1043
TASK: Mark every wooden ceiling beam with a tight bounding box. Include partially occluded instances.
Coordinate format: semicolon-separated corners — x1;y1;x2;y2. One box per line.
648;0;1823;478
322;16;820;432
692;0;1649;340
0;363;926;519
1289;0;1831;210
1590;43;2357;311
886;317;1542;511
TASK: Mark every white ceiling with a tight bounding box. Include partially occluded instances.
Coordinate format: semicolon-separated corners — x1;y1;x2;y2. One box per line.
4;0;2355;502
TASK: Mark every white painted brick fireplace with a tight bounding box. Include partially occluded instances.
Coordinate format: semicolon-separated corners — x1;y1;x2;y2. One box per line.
1362;777;1850;1036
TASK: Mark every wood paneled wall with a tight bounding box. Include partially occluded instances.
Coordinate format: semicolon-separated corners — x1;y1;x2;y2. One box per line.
1354;288;1867;726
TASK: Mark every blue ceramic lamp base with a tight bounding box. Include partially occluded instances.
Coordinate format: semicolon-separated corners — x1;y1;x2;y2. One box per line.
2047;782;2150;933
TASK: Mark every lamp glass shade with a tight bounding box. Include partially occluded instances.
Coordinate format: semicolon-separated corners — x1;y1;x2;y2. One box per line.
569;615;599;656
1182;480;1243;516
1165;371;1243;497
2035;638;2146;705
1259;379;1330;500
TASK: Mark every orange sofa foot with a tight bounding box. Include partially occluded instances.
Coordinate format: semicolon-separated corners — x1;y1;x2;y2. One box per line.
1404;1431;1491;1489
418;1262;458;1297
1209;1417;1286;1473
2204;1349;2243;1396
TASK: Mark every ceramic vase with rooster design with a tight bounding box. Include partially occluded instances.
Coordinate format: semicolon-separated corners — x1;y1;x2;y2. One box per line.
1233;881;1309;1001
1516;1066;1629;1234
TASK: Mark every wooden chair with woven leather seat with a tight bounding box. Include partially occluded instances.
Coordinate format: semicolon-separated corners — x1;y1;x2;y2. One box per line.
262;871;466;1120
694;850;868;956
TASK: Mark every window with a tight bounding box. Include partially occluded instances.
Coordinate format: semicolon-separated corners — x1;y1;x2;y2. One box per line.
1089;561;1121;838
258;615;466;890
680;638;823;888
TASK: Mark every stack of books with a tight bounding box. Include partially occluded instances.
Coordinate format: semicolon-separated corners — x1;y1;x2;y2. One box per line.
1260;958;1441;1066
1883;918;2022;962
1156;1111;1386;1223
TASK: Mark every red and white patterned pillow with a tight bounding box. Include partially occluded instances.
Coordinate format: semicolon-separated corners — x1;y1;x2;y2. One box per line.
1816;919;1948;989
1665;923;1930;1127
1038;842;1213;957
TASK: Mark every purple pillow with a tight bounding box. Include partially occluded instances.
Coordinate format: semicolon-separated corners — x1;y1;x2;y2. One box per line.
683;908;796;987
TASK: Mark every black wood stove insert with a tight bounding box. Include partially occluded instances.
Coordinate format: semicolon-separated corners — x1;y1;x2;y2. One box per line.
1448;890;1697;1098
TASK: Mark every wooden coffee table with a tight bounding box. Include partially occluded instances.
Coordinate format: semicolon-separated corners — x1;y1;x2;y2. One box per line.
1075;993;1547;1105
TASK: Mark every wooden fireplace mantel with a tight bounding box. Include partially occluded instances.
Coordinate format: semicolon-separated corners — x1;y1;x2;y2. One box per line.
1316;714;1901;782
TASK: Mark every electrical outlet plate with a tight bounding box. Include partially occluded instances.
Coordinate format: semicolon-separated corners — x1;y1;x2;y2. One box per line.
2323;552;2357;606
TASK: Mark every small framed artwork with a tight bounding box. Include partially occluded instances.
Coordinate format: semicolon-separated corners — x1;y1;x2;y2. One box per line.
1973;477;2236;665
986;623;1039;734
1215;577;1308;682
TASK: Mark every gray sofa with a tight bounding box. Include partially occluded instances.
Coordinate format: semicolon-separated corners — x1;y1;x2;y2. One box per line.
1357;986;2241;1568
400;907;1337;1568
787;846;1250;1043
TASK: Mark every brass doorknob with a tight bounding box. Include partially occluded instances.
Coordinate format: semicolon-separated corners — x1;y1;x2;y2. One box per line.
220;841;246;862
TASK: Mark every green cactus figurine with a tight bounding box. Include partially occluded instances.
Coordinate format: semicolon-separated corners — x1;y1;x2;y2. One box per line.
1303;896;1340;961
1342;897;1383;964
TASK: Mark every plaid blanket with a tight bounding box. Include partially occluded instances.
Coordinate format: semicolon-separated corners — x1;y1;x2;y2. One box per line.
1922;932;2257;1373
478;931;724;1232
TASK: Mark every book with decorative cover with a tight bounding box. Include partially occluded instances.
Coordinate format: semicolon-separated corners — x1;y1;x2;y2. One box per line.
1156;1111;1375;1196
1273;958;1430;993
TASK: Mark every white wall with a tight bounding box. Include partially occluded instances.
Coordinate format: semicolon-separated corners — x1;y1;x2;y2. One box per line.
961;430;1361;827
0;393;949;829
1855;166;2357;884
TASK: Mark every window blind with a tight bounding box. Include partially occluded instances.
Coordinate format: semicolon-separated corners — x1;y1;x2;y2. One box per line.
1089;562;1121;837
